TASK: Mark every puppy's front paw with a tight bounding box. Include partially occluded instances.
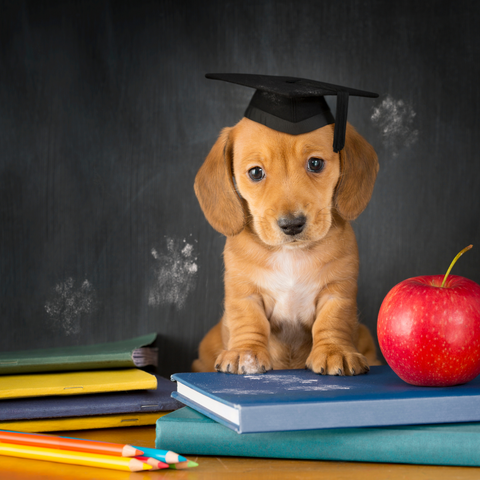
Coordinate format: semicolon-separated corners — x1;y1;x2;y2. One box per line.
215;349;272;374
306;346;370;376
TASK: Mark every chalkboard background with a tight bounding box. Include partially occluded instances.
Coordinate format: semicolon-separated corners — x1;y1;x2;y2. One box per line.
1;0;479;377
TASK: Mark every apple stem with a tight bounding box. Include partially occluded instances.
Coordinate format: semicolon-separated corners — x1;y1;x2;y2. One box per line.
441;245;473;288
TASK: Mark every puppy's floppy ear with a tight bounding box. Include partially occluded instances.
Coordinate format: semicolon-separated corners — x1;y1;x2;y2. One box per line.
334;123;379;220
194;127;246;236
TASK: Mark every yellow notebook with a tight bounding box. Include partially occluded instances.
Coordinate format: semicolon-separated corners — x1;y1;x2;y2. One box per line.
0;368;157;400
0;412;168;433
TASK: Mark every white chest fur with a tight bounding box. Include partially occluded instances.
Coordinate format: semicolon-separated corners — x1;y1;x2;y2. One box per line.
259;248;320;327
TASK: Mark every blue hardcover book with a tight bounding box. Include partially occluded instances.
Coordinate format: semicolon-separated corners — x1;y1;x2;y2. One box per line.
171;366;480;433
0;375;182;421
156;407;480;466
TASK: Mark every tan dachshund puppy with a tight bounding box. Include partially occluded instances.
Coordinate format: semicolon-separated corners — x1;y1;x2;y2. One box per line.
193;118;380;375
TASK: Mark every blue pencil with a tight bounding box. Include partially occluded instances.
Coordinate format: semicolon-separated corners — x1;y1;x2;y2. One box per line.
132;446;186;464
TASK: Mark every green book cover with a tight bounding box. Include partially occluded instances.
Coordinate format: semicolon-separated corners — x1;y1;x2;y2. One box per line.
0;333;157;374
156;407;480;467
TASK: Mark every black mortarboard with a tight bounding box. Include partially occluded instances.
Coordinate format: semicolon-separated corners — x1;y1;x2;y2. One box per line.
206;73;378;153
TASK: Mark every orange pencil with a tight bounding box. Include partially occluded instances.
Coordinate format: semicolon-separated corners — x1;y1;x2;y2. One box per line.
0;430;143;457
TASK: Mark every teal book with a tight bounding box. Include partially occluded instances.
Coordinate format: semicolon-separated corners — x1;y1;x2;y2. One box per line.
156;407;480;467
0;333;158;374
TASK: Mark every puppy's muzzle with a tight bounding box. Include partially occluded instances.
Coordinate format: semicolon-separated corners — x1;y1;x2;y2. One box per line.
277;214;307;236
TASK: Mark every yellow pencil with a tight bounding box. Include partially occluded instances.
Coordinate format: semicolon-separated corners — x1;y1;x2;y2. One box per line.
0;442;152;472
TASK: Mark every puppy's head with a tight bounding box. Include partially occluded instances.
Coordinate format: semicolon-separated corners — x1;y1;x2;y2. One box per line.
195;118;378;245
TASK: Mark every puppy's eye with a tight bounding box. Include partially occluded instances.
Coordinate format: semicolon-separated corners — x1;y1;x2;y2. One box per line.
307;158;325;173
248;167;265;181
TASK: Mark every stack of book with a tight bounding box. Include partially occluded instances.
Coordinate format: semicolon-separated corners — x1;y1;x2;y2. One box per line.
156;366;480;467
0;333;182;432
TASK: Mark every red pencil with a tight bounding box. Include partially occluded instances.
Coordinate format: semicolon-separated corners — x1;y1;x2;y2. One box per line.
136;456;169;470
0;430;143;457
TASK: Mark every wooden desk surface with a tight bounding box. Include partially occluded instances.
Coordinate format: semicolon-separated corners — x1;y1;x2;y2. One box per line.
0;426;479;480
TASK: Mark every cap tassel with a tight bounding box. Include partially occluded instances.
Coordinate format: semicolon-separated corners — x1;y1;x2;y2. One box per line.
333;91;349;153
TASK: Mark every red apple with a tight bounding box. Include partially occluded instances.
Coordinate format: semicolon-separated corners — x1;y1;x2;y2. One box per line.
377;245;480;387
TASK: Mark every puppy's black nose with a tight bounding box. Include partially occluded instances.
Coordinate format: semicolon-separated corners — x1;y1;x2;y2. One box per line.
278;215;307;236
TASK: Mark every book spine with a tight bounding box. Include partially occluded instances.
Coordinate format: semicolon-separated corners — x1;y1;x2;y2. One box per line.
0;412;167;433
156;416;480;467
0;353;135;375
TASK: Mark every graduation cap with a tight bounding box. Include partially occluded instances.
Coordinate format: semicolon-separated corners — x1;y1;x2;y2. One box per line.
206;73;378;153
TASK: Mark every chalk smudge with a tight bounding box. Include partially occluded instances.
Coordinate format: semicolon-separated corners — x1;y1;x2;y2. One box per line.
148;237;198;309
285;385;351;392
211;374;353;395
212;385;351;395
371;95;419;154
45;278;97;335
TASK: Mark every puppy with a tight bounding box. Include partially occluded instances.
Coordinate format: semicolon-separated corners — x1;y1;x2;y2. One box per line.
192;117;380;375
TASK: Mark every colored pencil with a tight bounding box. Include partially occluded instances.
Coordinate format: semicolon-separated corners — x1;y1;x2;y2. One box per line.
168;460;199;469
136;455;169;469
0;442;151;472
133;445;186;463
0;430;143;457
